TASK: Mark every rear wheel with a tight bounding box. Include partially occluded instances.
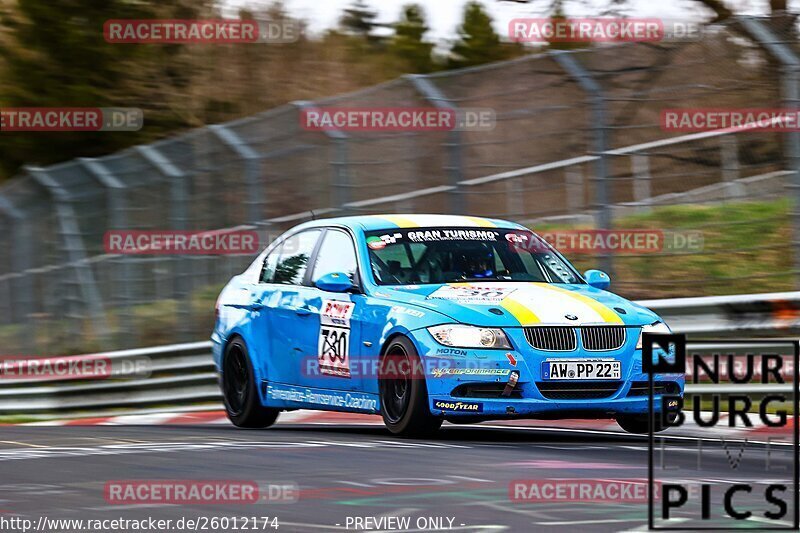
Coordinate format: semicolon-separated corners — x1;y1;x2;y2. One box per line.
379;336;442;437
222;338;279;429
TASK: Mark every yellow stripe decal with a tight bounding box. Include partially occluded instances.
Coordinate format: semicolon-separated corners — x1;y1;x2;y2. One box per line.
376;215;421;228
538;284;624;324
464;216;496;228
501;292;541;326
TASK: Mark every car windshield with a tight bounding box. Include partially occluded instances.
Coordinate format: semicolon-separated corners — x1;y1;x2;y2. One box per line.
365;227;583;286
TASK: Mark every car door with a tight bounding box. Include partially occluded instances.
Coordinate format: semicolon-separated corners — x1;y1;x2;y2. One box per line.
250;229;321;386
296;228;364;392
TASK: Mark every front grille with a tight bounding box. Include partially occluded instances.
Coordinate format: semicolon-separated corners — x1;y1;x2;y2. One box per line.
524;327;577;351
537;381;622;400
580;326;626;351
451;383;523;399
627;381;681;397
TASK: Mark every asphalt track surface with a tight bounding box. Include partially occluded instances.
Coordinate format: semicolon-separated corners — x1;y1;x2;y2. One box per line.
0;420;796;533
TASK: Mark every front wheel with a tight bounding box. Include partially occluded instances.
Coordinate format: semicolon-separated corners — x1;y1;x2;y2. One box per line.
379;336;443;437
222;338;280;429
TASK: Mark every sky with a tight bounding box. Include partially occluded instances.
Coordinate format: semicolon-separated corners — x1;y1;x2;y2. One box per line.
225;0;790;42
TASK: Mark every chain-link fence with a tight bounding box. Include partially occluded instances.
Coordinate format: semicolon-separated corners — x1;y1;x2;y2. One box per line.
1;16;798;355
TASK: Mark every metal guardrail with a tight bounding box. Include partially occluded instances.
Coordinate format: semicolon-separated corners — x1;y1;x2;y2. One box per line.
0;293;798;416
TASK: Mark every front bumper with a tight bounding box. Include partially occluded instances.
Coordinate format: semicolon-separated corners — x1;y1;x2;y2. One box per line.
414;327;685;419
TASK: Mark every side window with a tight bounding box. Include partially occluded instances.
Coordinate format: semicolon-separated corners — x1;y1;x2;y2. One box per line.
312;230;358;283
273;230;321;285
260;244;282;283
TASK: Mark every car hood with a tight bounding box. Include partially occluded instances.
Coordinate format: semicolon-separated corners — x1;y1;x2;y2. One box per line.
376;282;659;327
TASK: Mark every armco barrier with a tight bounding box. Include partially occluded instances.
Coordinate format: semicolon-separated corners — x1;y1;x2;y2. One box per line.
1;293;798;416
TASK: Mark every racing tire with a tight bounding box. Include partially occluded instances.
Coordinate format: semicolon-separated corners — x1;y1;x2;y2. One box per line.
616;413;669;434
379;336;443;437
222;337;280;429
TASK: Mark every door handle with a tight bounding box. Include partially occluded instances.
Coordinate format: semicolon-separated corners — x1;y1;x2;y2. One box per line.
288;305;313;316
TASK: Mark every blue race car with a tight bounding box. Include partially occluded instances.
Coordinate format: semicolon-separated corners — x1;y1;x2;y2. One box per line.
212;214;683;436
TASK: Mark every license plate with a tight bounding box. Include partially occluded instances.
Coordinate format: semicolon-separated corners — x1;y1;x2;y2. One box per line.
542;360;621;380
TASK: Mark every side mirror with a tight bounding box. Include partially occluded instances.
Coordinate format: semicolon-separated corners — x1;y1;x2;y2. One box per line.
315;272;356;293
584;270;611;290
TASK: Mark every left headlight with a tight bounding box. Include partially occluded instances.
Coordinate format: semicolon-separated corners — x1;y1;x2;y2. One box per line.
636;321;671;349
427;324;512;349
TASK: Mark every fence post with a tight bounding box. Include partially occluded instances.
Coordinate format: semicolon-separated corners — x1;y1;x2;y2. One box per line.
209;125;264;224
135;145;192;340
0;195;34;352
740;17;800;288
553;51;613;275
566;165;585;213
720;135;744;199
406;74;466;215
26;166;111;345
293;101;350;214
80;157;134;346
631;154;652;213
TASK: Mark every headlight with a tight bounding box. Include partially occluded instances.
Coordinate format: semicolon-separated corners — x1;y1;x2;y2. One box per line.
427;325;512;349
636;321;672;349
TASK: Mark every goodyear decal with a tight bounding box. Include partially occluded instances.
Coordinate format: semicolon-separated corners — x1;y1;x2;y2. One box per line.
433;400;484;413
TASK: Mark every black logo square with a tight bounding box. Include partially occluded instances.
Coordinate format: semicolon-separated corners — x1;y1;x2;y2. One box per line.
643;333;686;374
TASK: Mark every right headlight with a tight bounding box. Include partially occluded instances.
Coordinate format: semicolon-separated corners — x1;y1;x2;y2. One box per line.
636;321;671;349
427;324;512;350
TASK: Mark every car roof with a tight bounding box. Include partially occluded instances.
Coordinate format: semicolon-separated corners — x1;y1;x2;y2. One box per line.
291;214;526;233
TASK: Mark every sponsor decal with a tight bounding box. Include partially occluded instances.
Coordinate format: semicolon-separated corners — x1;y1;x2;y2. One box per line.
428;285;516;305
407;229;499;243
266;384;378;412
433;400;484;413
366;236;386;251
321;300;354;328
318;300;355;378
391;305;426;318
379;233;403;245
436;348;468;357
505;233;529;245
431;368;511;378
